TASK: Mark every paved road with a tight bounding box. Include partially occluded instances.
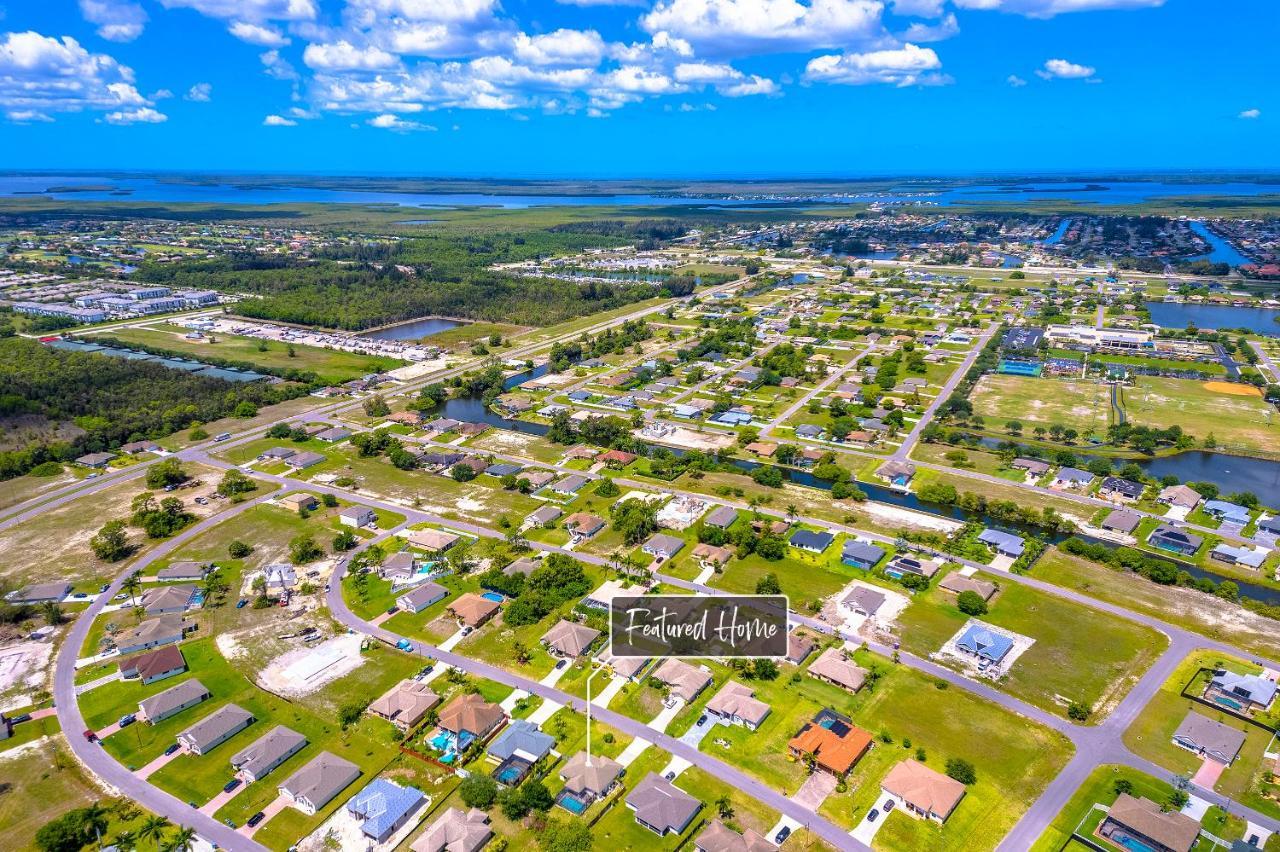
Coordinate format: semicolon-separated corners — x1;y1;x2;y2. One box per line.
759;342;875;438
1250;341;1280;384
892;321;998;459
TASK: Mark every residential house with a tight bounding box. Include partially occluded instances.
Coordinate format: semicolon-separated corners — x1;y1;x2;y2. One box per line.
156;562;208;582
695;820;776;852
502;557;540;577
558;751;623;809
564;513;605;541
1172;711;1244;762
938;574;998;602
138;678;210;724
278;492;318;513
369;680;440;730
955;624;1014;665
76;452;115;468
653;658;713;702
693;543;733;570
541;620;601;658
232;726;308;783
6;582;70;604
398;582;448;614
977;528;1024;559
1203;500;1252;526
599;450;638;467
259;447;297;463
284;451;326;470
346;778;426;844
1011;458;1051;477
642;533;685;561
785;632;815;665
1052;467;1095;490
279;752;361;815
339;506;377;528
881;759;966;823
876;460;916;489
547;474;590;496
789;530;835;554
118;615;192;655
410;808;492;852
1100;794;1200;852
313;427;352;442
626;773;702;837
842;586;886;619
1208;671;1277;711
704;681;771;730
1210;543;1267;569
807;647;867;693
1100;477;1145;502
787;709;872;776
178;704;255;755
841;540;886;570
703;506;738;529
119;645;186;685
1102;509;1143;535
446;593;501;628
140;584;198;615
599;652;650;682
407;529;460;553
1158;485;1203;511
486;719;555;784
1148;526;1203;556
526;504;563;528
885;554;940;580
438;694;505;741
794;424;824;440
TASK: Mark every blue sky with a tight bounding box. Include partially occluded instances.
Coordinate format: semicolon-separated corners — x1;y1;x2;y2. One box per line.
0;0;1274;176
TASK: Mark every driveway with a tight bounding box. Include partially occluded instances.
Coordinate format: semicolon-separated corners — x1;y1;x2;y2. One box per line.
615;735;652;767
645;698;685;734
1192;757;1226;788
135;745;186;780
437;626;467;651
590;673;626;707
540;662;570;687
793;771;837;811
199;782;246;817
851;792;899;846
238;794;289;838
678;713;716;748
526;698;563;725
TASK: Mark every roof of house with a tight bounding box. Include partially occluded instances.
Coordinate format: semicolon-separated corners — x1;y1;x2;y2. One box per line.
1149;525;1203;551
347;778;425;839
600;652;650;679
438;693;504;737
1158;484;1202;508
1101;476;1145;498
9;581;71;602
877;460;916;479
1174;711;1247;762
141;584;196;613
956;624;1014;663
407;529;460;551
787;718;872;775
841;540;886;565
1054;467;1094;483
693;542;734;567
383;551;417;573
1102;508;1143;533
156;561;207;580
786;632;815;664
789;529;834;551
179;704;254;751
1012;457;1050;473
977;528;1024;556
653;658;713;702
400;582;448;609
280;752;360;808
1210;543;1268;569
643;533;685;557
1106;794;1200;852
704;506;739;528
123;645;185;680
528;505;563;524
842;586;886;615
447;593;501;626
695;820;776;852
487;718;554;762
1204;500;1251;523
339;505;374;520
540;620;601;657
626;773;702;834
232;726;307;778
139;678;209;719
559;751;623;796
881;759;966;818
369;680;440;726
705;681;771;726
938;574;998;601
410;807;492;852
564;512;605;534
1211;671;1277;707
807;647;867;691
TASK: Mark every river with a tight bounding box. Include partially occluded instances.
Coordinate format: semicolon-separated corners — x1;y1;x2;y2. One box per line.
1144;301;1280;336
1185;221;1254;266
359;317;464;341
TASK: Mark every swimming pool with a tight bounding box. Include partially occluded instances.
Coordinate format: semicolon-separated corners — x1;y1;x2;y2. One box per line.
1213;695;1244;711
557;793;588;814
481;592;505;603
495;766;523;784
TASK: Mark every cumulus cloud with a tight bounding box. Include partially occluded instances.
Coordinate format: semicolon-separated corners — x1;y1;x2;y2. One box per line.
156;0;317;23
368;112;435;130
890;0;944;14
1035;57;1095;79
512;29;605;67
229;21;290;46
263;113;297;125
1006;73;1026;86
103;106;166;123
1238;108;1260;119
185;82;212;101
804;42;946;86
303;40;400;70
557;0;647;6
953;0;1164;17
260;49;300;80
79;0;148;42
899;12;958;41
0;31;162;124
641;0;886;55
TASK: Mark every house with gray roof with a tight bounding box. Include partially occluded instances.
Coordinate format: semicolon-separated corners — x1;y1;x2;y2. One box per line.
139;678;210;724
977;528;1024;558
703;506;738;529
842;586;886;619
346;778;426;844
1172;711;1246;765
1101;508;1142;534
540;620;601;658
117;615;192;654
140;584;198;615
156;562;208;582
1209;670;1277;711
558;751;623;807
178;704;255;755
626;773;702;836
486;719;554;767
6;581;71;604
841;540;886;570
232;726;308;782
1051;467;1094;489
279;752;361;815
1148;526;1203;556
284;451;326;469
397;581;448;614
642;533;685;561
411;807;492;852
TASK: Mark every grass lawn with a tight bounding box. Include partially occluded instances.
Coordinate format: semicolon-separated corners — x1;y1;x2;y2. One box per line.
711;547;866;610
102;323;405;383
969;374;1110;437
1124;376;1280;459
1121;649;1280;821
423;321;525;350
896;568;1168;720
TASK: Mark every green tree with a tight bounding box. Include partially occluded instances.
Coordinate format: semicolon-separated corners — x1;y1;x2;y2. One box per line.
755;573;782;595
289;534;324;564
145;459;188;490
90;520;131;561
955;590;988;616
945;758;976;785
1113;778;1134;796
537;818;593;852
363;394;390;417
137;815;170;851
459;774;498;809
228;540;252;559
332;529;357;552
216;469;256;498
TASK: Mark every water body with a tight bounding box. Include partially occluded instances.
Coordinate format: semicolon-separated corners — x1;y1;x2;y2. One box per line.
1144;301;1280;336
1043;218;1072;245
4;174;1280;209
1184;221;1253;266
359;317;463;341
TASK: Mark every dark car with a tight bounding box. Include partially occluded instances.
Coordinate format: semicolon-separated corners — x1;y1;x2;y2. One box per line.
883;799;895;812
118;713;136;728
555;659;568;670
247;811;266;828
236;599;247;609
10;713;31;724
867;809;880;823
664;771;675;781
164;743;181;756
774;826;792;843
83;729;98;742
223;778;241;794
387;605;399;615
697;715;708;726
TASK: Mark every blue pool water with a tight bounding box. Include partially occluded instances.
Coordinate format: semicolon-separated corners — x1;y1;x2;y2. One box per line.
430;733;452;751
1112;832;1157;852
481;592;505;603
558;795;588;814
496;767;522;783
1214;695;1244;711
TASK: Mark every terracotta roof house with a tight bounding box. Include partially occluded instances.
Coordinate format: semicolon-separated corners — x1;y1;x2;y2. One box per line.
447;593;501;627
1172;711;1246;765
704;681;771;730
438;693;505;740
411;807;493;852
540;620;601;658
119;645;186;685
806;647;867;693
599;449;638;466
1101;794;1200;852
695;820;777;852
138;678;210;724
558;751;623;808
653;659;713;702
787;710;872;776
279;752;361;815
564;512;606;540
881;759;966;823
178;704;255;755
369;680;440;730
231;726;308;783
626;773;702;836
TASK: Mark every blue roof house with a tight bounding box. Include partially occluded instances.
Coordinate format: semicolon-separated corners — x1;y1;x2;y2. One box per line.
1203;500;1252;526
487;719;556;786
790;530;835;554
346;778;425;843
955;625;1014;665
977;529;1025;558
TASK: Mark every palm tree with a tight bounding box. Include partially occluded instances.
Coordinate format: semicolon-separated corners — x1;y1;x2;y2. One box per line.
121;572;142;607
138;815;170;851
111;831;138;852
79;801;109;849
168;826;197;852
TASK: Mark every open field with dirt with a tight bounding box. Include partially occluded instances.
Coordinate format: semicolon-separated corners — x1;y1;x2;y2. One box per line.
1124;376;1280;457
969;374;1111;436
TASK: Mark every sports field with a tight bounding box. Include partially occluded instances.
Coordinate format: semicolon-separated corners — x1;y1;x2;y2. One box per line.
1125;376;1278;456
969;374;1111;436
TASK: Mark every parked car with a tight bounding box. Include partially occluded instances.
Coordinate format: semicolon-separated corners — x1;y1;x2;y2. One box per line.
246;812;266;828
664;771;675;781
165;743;181;756
883;799;895;812
222;778;241;794
867;809;879;823
774;826;792;843
386;605;398;615
118;714;136;728
113;592;128;601
236;599;247;609
461;626;473;636
697;715;708;726
83;729;98;742
555;659;568;670
99;584;109;593
10;713;31;724
396;639;413;651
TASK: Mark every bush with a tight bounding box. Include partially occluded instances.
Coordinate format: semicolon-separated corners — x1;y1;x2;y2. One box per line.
228;540;252;558
945;757;976;785
955;590;988;616
29;461;62;477
1067;701;1091;722
459;774;498;809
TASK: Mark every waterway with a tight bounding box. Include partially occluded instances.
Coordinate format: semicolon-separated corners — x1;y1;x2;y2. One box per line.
1144;301;1280;336
1042;218;1072;245
359;317;464;341
1185;221;1254;267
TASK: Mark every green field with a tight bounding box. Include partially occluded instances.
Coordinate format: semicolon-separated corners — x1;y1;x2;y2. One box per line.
97;323;405;383
1124;376;1280;458
969;374;1111;436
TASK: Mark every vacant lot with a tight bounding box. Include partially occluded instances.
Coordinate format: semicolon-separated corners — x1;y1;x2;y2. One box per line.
1124;376;1280;457
969;374;1110;436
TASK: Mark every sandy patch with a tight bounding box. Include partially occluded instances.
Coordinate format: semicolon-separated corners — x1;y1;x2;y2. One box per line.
1203;381;1262;397
257;634;366;698
860;501;962;534
0;640;54;696
637;426;736;452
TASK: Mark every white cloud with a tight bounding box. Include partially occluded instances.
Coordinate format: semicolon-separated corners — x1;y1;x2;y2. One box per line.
303;40;400;70
0;31;161;123
673;61;741;84
953;0;1164;17
260;49;300;80
79;0;148;42
6;109;54;123
151;88;174;99
890;0;944;14
720;74;777;95
557;0;647;6
185;82;212;101
512;29;605;67
103;106;166;123
156;0;317;23
1035;57;1095;78
899;12;958;42
804;42;945;86
368;112;435;130
1006;73;1026;86
1238;108;1260;119
641;0;886;55
229;21;290;46
263;113;297;125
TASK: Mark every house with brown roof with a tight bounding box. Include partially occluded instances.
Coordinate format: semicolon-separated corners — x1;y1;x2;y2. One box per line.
1158;485;1202;511
407;529;461;553
119;645;186;685
411;807;493;852
695;820;777;852
369;680;440;730
785;632;815;665
438;693;505;740
564;512;605;541
704;681;771;730
938;573;998;602
692;542;733;569
1100;794;1200;852
558;751;623;808
880;759;966;823
447;593;501;628
653;658;713;703
540;620;601;658
787;710;872;776
806;647;867;693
